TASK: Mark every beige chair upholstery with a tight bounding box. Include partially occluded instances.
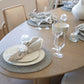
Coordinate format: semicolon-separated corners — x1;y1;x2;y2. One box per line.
61;67;84;84
36;0;50;12
0;28;4;40
36;0;59;12
54;0;59;8
49;0;58;9
3;5;27;32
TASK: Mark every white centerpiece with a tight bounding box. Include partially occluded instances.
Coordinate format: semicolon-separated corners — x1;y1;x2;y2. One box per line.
72;0;84;20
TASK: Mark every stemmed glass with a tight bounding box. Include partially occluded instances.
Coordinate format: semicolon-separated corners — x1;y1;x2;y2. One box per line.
20;34;29;55
20;34;29;44
43;6;51;30
44;6;49;12
60;14;67;22
35;20;42;30
51;12;58;50
52;22;69;58
35;6;49;30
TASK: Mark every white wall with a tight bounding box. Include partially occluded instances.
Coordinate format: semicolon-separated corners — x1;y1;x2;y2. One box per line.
0;0;36;28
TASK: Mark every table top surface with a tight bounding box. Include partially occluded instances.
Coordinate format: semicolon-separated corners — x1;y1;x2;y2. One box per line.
0;8;84;79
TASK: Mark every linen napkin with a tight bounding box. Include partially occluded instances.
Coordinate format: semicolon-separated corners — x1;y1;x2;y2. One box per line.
75;24;84;36
8;45;28;62
29;12;37;18
25;37;43;53
8;37;43;62
29;12;52;25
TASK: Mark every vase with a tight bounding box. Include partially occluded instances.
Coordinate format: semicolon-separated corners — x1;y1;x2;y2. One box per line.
72;0;84;20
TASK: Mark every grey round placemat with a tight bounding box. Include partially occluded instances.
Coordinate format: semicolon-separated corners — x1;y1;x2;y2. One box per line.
27;19;52;28
0;48;52;73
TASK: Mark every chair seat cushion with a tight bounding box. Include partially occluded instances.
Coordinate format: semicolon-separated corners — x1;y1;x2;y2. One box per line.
61;67;84;84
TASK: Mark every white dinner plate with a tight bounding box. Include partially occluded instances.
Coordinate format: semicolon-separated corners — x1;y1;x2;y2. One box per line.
3;45;45;66
3;45;39;63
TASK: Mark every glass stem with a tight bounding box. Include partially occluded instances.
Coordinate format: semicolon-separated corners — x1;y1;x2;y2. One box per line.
56;34;59;51
64;33;65;45
58;49;61;55
61;33;65;49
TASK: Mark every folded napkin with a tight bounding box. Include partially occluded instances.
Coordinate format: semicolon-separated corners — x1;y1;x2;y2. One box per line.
75;24;84;36
8;45;28;62
8;37;43;62
29;12;52;25
29;12;37;18
29;12;51;19
25;37;43;53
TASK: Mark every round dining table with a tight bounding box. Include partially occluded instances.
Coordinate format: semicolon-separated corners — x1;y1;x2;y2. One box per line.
0;8;84;84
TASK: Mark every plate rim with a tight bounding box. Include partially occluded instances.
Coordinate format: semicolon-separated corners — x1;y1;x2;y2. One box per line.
3;49;45;66
3;45;40;63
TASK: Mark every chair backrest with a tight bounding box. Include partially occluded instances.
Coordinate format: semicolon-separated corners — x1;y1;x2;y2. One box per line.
36;0;50;12
49;0;56;9
0;28;4;40
3;5;27;32
54;0;59;8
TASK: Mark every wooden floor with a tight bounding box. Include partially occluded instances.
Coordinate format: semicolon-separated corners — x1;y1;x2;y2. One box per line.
0;73;63;84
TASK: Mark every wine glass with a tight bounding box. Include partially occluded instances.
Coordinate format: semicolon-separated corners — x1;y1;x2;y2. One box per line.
45;13;52;30
51;12;58;50
52;29;57;51
43;6;51;30
37;20;42;30
54;32;64;58
20;34;29;44
44;6;49;12
51;11;58;23
60;14;67;22
69;25;79;42
52;22;69;58
34;18;43;30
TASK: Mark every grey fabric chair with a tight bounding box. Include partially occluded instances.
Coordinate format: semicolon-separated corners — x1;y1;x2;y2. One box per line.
61;67;84;84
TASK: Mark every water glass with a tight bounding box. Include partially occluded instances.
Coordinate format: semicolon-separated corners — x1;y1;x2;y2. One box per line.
69;32;79;42
52;22;69;58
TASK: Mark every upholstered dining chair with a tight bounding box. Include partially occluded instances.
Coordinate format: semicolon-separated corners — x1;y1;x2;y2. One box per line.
36;0;59;12
0;27;4;40
36;0;50;12
61;67;84;84
2;5;27;32
49;0;59;9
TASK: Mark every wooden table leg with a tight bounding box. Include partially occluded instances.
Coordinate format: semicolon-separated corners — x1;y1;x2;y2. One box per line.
33;78;51;84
